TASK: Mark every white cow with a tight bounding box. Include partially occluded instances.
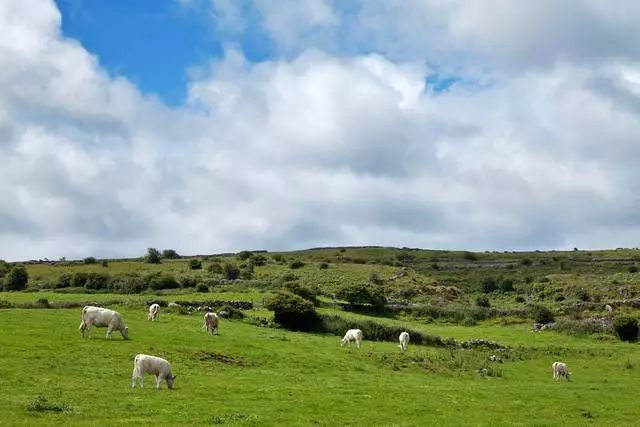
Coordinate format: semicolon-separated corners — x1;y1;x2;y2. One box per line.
79;306;129;339
131;354;177;390
605;304;613;313
340;329;363;349
552;361;572;381
398;331;410;352
202;312;219;335
148;303;160;321
168;302;179;308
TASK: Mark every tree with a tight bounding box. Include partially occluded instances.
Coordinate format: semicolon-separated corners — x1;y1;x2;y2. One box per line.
3;264;29;291
145;248;161;264
162;249;180;259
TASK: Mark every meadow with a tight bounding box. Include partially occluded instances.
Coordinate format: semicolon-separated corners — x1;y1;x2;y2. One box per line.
1;246;640;425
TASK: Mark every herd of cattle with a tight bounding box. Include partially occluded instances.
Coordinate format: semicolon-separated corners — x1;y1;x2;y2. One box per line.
77;303;573;390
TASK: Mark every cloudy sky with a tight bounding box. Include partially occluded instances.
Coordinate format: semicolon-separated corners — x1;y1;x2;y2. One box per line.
1;0;640;261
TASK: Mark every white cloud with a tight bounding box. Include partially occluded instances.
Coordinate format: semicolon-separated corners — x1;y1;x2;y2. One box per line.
2;0;640;261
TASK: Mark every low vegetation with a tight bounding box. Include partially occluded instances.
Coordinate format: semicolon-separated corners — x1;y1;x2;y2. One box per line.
1;245;640;424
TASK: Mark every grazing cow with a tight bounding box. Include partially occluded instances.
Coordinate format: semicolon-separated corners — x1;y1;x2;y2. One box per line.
605;304;613;313
131;354;177;390
202;312;219;335
398;331;410;352
79;306;129;339
552;361;572;381
168;302;179;308
340;329;363;349
148;303;160;322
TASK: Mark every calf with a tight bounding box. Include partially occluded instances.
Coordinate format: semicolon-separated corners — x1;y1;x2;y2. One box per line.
148;303;160;321
398;331;410;352
202;312;219;335
552;361;572;381
340;329;363;349
79;306;129;339
131;354;177;390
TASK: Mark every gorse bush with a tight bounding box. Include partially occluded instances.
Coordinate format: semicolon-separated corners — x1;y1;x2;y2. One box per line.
189;259;202;270
3;265;28;291
289;260;305;269
613;315;639;342
281;281;318;305
337;283;387;309
475;296;491;308
530;304;555;324
148;273;180;290
264;291;319;332
222;263;240;280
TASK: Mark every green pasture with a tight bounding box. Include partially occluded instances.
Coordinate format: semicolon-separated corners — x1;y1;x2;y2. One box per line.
1;305;639;426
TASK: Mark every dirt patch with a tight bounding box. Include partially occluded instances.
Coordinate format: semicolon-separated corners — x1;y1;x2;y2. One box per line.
196;351;252;366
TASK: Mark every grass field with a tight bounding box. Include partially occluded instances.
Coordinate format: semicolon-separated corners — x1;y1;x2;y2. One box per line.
1;305;639;426
2;246;640;425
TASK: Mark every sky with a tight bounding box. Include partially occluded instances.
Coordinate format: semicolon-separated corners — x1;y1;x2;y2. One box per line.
1;0;640;261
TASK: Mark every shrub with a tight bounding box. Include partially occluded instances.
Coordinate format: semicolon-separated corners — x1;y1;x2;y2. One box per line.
613;316;639;342
3;264;28;291
162;249;180;259
84;273;111;290
576;288;590;302
271;254;284;263
189;259;202;270
282;281;318;305
0;260;9;278
479;277;498;293
628;265;638;273
196;284;210;293
337;283;387;309
239;262;254;280
280;272;298;283
499;278;515;292
396;252;414;263
252;255;267;266
264;291;319;332
178;275;198;288
83;257;97;264
289;260;305;269
369;272;384;286
318;262;329;269
475;296;491;308
109;274;148;294
462;251;478;261
237;251;253;261
530;304;555;324
101;260;109;267
145;247;161;264
218;304;244;319
520;258;532;266
148;274;180;290
207;262;223;275
222;263;240;280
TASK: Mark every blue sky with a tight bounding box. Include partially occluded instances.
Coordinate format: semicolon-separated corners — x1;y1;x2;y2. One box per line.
55;0;465;106
56;0;226;105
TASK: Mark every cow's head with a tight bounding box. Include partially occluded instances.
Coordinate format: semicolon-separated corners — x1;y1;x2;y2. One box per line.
166;374;177;390
122;326;130;340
